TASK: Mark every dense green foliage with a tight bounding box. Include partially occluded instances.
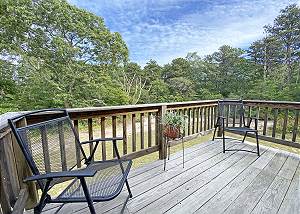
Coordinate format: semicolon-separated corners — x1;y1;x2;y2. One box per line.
0;1;299;113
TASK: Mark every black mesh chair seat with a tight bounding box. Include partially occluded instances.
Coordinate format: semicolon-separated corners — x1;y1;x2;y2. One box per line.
57;160;132;201
8;109;133;214
224;127;258;133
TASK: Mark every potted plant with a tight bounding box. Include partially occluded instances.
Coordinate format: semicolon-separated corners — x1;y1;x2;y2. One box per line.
162;111;185;139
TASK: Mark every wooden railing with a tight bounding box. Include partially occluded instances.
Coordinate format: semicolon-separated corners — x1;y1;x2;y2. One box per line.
0;100;298;213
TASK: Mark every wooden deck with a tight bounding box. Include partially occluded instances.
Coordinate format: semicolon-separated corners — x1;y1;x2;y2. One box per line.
38;139;299;214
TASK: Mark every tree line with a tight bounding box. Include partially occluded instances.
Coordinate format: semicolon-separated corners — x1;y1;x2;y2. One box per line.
0;0;299;114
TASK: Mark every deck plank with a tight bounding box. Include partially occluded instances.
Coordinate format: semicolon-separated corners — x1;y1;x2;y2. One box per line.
194;148;277;214
250;155;300;214
41;139;222;213
37;140;300;214
132;144;253;213
76;141;240;214
221;152;289;214
165;146;268;214
277;164;300;214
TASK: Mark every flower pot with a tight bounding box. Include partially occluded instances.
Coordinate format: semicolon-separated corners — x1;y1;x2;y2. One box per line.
163;125;180;139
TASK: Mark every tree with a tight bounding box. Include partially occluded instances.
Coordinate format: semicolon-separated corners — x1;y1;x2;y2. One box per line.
0;0;129;109
264;4;300;84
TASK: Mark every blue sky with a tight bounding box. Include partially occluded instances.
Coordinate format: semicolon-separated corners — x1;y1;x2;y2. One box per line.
69;0;299;66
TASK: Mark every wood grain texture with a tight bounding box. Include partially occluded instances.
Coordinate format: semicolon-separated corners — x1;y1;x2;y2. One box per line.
100;117;106;160
87;118;93;161
272;109;278;138
147;113;152;148
282;109;288;140
122;115;127;155
140;113;144;149
292;110;298;142
40;140;300;214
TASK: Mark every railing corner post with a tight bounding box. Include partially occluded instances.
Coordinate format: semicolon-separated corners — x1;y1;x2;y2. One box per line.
158;105;167;160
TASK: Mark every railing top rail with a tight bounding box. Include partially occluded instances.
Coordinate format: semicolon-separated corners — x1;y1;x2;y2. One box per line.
244;100;300;109
1;99;299;131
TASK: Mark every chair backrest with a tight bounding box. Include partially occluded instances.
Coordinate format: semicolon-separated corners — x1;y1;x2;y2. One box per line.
218;100;246;127
8;109;87;188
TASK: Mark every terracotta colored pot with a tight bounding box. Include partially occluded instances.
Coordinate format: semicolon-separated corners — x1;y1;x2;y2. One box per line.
163;125;180;139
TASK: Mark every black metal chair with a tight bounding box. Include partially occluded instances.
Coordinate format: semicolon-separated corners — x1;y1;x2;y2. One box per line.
8;109;132;214
212;100;260;156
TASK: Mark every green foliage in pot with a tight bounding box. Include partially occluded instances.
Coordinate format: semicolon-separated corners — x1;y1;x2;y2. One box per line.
162;111;185;129
162;111;185;138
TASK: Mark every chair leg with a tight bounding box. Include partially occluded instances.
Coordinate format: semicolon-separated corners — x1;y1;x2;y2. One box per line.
125;179;133;198
212;125;217;141
242;132;247;143
255;132;260;156
34;179;52;214
80;178;96;214
222;128;225;153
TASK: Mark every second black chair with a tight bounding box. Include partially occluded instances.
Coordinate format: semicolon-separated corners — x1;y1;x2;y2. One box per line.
212;100;260;156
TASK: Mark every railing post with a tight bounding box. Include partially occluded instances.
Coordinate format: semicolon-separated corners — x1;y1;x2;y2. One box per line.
158;105;167;160
217;105;222;137
11;118;38;209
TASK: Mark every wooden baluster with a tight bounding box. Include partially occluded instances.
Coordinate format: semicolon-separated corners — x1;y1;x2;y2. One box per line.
123;115;127;155
200;107;203;132
272;109;278;138
155;112;159;145
247;106;252;127
58;121;67;170
41;126;51;172
73;120;81;167
292;110;299;142
255;107;260;130
192;108;195;134
211;106;214;129
232;105;236;127
263;108;268;136
112;116;117;157
196;107;200;133
282;109;288;140
207;107;211;130
101;117;106;160
214;106;217;127
87;118;94;161
226;105;229;127
239;105;243;127
140;113;145;149
187;108;191;135
148;112;152;148
132;114;136;152
204;107;207;131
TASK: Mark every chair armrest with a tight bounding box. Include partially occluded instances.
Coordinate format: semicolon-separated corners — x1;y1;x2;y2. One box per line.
244;117;258;128
24;168;97;182
83;137;123;163
81;137;123;145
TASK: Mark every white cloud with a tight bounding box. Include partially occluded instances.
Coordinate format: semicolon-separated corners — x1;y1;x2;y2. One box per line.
69;0;299;66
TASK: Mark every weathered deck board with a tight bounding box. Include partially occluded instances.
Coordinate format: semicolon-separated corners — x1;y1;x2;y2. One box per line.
36;139;300;214
196;149;277;214
250;156;300;214
221;152;289;214
277;164;300;214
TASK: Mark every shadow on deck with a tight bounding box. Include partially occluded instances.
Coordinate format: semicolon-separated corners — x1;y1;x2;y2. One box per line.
39;139;299;214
